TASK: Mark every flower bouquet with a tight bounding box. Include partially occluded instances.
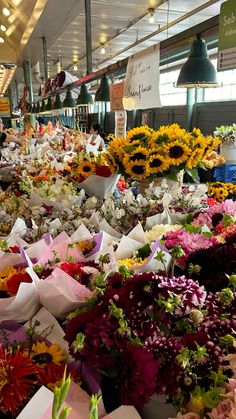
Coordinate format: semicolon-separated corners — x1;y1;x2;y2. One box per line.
66;151;120;198
214;124;236;163
107;124;221;184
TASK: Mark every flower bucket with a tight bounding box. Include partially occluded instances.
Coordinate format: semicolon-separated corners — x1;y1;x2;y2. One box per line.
141;395;177;419
220;143;236;163
77;174;120;199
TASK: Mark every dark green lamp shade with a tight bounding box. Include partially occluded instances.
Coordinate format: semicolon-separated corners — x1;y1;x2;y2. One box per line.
46;97;53;111
95;74;110;102
54;93;63;109
40;100;46;113
63;89;76;108
77;83;93;105
176;34;218;88
36;102;40;113
32;104;35;113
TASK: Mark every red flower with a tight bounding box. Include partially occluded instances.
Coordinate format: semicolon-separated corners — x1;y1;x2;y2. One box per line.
117;178;128;192
9;245;20;253
95;165;112;177
0;346;40;415
118;345;158;407
38;362;66;388
6;272;32;295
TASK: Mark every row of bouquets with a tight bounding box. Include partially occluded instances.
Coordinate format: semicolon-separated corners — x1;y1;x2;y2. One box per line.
2;306;141;419
0;217;172;322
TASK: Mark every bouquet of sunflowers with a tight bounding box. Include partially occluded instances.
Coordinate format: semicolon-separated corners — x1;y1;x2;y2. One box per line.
107;124;221;181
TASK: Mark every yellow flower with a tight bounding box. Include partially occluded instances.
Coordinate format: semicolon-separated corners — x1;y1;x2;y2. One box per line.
186;148;204;169
148;154;170;174
163;141;191;165
125;159;150;180
77;160;96;178
128;146;149;161
126;126;153;144
0;266;19;282
212;187;228;202
31;341;67;366
76;240;95;255
102;153;118;174
107;137;127;160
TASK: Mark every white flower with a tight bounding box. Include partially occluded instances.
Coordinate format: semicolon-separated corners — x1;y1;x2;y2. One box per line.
146;224;181;241
114;208;125;219
84;196;98;210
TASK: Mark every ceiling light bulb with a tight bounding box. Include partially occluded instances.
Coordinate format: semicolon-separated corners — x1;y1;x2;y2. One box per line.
0;25;6;32
149;14;155;23
3;7;10;16
100;45;106;55
148;8;155;23
73;64;78;71
0;37;4;43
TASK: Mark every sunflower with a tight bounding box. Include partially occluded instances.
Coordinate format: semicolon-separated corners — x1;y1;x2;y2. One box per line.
77;160;96;178
212;187;229;202
163;141;191;165
125;159;149;180
148;154;170;174
107;137;127;160
102;153;118;174
31;342;67;366
126;126;153;144
186;148;204;170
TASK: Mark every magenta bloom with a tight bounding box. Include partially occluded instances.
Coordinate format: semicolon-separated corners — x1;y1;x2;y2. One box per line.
118;345;158;407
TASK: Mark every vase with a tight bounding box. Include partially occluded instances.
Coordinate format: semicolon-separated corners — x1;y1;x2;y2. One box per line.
138;172;183;196
141;395;177;419
220;143;236;163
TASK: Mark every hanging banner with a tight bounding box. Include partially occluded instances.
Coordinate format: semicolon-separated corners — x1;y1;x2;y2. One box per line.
0;97;10;117
123;44;161;110
115;110;127;138
218;0;236;71
110;82;124;111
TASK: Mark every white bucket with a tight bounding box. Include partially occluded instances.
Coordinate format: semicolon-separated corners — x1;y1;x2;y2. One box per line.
220;143;236;163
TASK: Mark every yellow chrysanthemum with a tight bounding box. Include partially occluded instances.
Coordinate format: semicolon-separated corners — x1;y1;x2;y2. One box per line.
31;341;67;366
163;141;191;165
118;257;146;269
77;160;96;178
148;154;170;174
125;159;149;180
186;148;204;170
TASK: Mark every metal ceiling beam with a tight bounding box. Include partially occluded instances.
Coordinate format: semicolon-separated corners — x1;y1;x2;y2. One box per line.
85;0;92;74
33;14;219;102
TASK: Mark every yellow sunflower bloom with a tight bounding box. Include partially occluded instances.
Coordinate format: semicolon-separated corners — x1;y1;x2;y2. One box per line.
107;137;127;160
77;160;96;178
125;159;149;179
186;148;204;170
126;126;153;144
31;341;67;366
163;141;191;165
102;153;118;174
148;154;170;174
213;187;229;202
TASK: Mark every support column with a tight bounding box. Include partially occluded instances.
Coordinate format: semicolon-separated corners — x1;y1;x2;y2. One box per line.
42;37;48;80
8;86;14;117
15;79;19;106
85;0;92;75
23;61;34;105
186;88;195;131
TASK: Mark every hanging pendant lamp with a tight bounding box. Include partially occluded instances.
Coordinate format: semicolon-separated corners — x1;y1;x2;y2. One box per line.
95;74;110;102
46;96;53;111
31;104;35;114
54;93;63;109
77;83;93;105
63;89;76;108
176;33;218;88
40;100;46;113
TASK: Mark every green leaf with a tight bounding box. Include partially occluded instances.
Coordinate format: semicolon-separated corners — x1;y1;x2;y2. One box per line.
137;243;152;259
185;168;199;182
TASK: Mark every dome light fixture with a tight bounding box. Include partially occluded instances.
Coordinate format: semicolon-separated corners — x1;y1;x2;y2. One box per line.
148;8;155;24
176;33;219;88
0;25;6;32
100;43;106;55
73;63;78;71
3;7;10;16
0;37;4;43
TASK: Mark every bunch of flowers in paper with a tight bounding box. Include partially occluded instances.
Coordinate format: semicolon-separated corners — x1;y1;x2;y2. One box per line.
214;124;236;145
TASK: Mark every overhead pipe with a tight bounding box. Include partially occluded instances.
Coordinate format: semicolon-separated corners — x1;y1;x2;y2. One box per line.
85;0;92;74
42;36;48;80
23;60;34;105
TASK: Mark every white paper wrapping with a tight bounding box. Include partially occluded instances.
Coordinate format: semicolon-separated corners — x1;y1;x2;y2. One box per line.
77;174;120;199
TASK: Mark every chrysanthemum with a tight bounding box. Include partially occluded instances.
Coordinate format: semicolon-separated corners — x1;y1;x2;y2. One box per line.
38;362;67;391
77;160;96;178
163;141;191;165
148;153;170;174
124;159;149;179
0;347;40;415
31;341;67;366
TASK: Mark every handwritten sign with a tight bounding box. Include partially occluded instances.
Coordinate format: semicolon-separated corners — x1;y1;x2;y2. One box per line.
123;44;161;110
110;82;124;111
115;110;127;138
0;97;10;116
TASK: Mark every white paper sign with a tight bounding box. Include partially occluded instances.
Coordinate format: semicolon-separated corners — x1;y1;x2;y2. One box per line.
115;111;127;138
123;44;161;110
